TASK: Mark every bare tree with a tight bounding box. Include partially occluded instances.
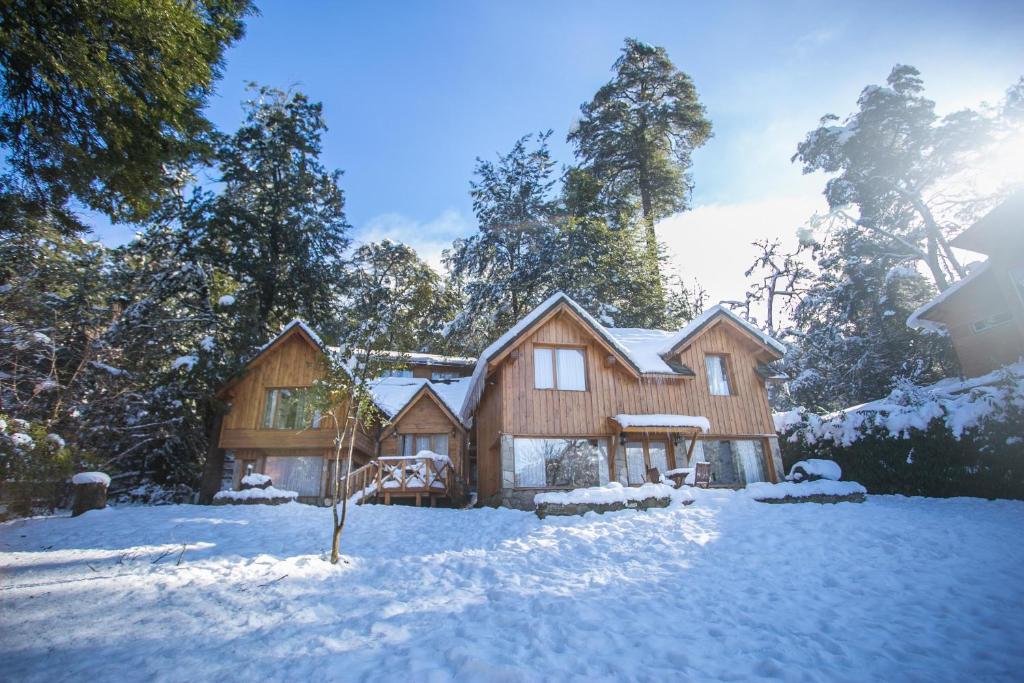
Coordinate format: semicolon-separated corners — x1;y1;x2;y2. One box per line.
741;239;814;335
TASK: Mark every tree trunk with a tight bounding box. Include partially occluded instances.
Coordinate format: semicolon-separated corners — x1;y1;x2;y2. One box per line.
330;407;360;565
198;411;226;504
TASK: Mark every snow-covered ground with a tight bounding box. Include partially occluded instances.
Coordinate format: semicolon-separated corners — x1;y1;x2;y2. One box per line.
2;492;1023;682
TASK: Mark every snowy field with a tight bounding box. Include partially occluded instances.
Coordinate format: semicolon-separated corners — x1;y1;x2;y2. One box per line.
2;492;1023;682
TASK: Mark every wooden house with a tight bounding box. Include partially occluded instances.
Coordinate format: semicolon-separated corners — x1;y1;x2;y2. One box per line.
214;293;788;509
908;193;1024;377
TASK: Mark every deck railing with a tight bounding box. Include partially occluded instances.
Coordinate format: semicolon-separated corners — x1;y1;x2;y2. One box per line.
335;454;466;505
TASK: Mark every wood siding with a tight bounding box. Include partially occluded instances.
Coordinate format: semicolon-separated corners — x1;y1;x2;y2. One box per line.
926;257;1024;377
476;311;778;499
379;394;465;475
218;331;374;456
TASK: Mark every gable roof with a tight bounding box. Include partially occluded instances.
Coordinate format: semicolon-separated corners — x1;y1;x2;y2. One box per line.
906;261;991;334
659;304;788;358
372;378;471;434
215;319;325;399
950;191;1024;255
459;292;786;420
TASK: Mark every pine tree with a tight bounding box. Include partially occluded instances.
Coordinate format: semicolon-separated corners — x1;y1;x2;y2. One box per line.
338;240;458;353
568;39;712;262
444;132;560;351
793;65;1011;291
195;86;352;343
0;0;254;224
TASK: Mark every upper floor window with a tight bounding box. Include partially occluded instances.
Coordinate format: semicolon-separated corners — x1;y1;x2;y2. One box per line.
705;355;732;396
380;368;413;378
431;370;460;381
263;388;320;429
971;311;1013;334
401;433;449;456
534;346;586;391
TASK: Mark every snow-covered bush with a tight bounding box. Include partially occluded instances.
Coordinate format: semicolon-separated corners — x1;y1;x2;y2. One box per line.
0;414;79;515
787;459;842;482
779;364;1024;499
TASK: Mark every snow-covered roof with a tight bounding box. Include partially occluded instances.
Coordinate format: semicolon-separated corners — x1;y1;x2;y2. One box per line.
658;304;787;357
604;328;680;374
369;376;472;427
611;414;711;432
907;261;990;334
256;319;326;354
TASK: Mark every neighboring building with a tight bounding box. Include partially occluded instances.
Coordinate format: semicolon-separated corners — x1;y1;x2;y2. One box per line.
215;320;473;504
908;193;1024;377
215;292;787;508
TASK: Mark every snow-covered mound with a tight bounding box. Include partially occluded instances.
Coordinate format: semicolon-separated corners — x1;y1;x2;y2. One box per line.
240;473;272;487
744;480;866;501
71;472;111;487
788;459;842;482
213;486;298;502
783;362;1024;446
534;481;675;506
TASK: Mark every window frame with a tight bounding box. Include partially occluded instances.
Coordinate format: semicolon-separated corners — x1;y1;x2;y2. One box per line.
532;345;588;392
511;436;609;490
705;353;734;396
400;433;450;457
261;387;320;430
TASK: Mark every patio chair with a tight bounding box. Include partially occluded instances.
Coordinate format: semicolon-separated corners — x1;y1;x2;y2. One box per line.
694;462;711;489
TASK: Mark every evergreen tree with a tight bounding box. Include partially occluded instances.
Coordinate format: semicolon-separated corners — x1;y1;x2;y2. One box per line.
793;65;1009;291
0;0;254;225
195;86;352;344
568;39;712;261
774;214;958;412
444;132;559;351
338;240;458;353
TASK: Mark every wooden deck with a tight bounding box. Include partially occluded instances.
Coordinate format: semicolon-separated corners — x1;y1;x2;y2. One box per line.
337;455;467;507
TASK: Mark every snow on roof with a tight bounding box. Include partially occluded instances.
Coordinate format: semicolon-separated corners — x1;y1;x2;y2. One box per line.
611;414;711;432
604;328;679;374
257;319;326;354
369;376;472;426
907;261;990;334
658;304;787;357
368;350;477;367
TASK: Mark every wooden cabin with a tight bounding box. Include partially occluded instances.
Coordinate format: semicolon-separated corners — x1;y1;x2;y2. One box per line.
213;293;788;509
215;321;473;505
461;293;787;508
908;193;1024;377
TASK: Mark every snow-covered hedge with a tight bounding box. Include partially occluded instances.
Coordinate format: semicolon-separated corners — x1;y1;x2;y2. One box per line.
777;364;1024;500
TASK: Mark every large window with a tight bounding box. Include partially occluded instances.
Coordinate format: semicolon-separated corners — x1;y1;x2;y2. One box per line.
263;455;323;497
705;355;732;396
701;439;767;485
513;438;609;488
262;388;319;429
534;347;586;391
431;370;461;381
381;368;413;378
401;433;449;457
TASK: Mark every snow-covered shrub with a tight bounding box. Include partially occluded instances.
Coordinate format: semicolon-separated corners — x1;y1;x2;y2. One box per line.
779;365;1024;499
787;459;842;482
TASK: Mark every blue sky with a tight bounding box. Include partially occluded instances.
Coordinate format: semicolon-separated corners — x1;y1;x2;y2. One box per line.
93;0;1024;303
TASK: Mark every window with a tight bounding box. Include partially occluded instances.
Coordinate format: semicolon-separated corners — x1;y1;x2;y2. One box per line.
618;440;670;485
971;311;1013;334
431;370;460;381
262;388;320;429
513;438;609;488
533;347;586;391
702;439;767;485
401;433;449;457
263;455;323;497
381;368;414;378
705;355;732;396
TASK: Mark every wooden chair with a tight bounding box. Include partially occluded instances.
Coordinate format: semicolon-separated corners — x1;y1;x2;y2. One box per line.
694;462;711;489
